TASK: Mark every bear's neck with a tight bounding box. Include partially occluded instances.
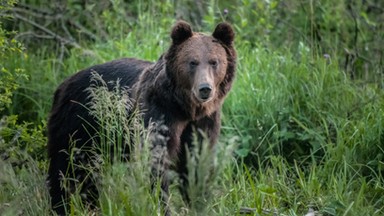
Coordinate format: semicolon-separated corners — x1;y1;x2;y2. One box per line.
155;76;198;120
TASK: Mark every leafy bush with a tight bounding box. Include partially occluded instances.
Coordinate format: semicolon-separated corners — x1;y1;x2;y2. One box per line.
0;0;26;112
0;115;46;168
0;0;47;169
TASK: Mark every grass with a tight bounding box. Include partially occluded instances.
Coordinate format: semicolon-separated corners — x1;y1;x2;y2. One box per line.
1;1;384;215
2;39;383;215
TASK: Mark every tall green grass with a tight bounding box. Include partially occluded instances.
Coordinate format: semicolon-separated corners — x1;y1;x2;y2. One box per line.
1;1;383;215
223;42;384;166
0;156;50;215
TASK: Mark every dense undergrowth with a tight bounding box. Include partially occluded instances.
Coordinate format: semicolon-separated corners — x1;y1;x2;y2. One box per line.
1;0;383;215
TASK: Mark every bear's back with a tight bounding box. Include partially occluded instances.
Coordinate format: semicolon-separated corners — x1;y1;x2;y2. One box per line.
47;58;153;158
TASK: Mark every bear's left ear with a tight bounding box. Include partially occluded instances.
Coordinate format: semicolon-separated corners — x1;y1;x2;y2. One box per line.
212;22;235;46
171;21;193;45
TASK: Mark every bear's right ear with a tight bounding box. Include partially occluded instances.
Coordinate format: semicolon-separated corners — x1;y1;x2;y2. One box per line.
212;22;235;46
171;21;193;45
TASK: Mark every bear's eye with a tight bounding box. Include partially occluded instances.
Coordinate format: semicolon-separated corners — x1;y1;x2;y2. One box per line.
209;60;218;67
189;60;199;67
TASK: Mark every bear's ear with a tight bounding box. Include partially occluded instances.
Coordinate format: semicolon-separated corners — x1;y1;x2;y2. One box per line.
171;21;193;44
212;22;235;46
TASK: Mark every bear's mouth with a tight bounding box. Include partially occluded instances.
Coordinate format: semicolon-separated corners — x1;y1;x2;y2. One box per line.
196;96;212;103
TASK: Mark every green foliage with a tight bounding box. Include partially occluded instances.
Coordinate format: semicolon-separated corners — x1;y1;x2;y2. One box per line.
223;43;384;175
0;115;47;169
0;38;25;112
0;115;47;168
0;0;383;215
0;0;46;172
0;0;27;112
203;0;384;82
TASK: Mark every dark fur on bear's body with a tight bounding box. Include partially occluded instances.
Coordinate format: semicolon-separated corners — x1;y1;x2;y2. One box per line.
47;21;236;215
47;58;153;214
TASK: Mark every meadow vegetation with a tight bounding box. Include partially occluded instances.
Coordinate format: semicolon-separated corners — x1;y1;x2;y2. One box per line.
0;0;383;215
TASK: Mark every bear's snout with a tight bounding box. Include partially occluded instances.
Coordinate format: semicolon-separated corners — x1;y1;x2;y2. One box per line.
198;83;212;100
194;83;214;103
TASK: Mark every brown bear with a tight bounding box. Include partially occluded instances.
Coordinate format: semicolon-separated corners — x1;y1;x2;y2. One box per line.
47;20;236;215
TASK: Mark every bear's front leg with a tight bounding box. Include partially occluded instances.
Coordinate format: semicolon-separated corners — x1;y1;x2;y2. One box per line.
148;123;171;215
177;111;221;206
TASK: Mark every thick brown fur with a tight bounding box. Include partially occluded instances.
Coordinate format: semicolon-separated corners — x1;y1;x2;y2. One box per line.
47;21;236;215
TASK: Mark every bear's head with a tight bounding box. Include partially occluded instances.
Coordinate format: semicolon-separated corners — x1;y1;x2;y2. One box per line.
165;21;236;117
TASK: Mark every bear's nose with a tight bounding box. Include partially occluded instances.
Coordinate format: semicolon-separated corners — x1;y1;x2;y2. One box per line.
198;83;212;100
